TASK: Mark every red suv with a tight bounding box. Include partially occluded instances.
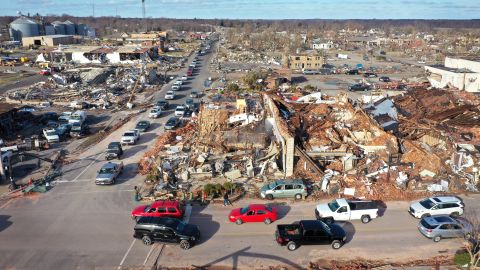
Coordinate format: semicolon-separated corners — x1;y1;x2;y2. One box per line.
131;200;184;219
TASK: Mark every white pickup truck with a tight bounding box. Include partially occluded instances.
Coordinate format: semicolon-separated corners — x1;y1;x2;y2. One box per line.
121;130;140;145
315;198;379;224
43;128;60;143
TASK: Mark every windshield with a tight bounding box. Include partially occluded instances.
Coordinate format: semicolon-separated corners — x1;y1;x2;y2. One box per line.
124;132;134;137
240;206;249;214
419;199;435;209
46;131;57;136
70;115;81;120
319;221;332;235
72;125;81;131
327;200;340;212
99;167;114;174
268;182;277;189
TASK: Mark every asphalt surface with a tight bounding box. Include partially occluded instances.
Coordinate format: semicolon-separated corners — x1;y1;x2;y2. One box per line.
0;47;215;270
0;45;476;270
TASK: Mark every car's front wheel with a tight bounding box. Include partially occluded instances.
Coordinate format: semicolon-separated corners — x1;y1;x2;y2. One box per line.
142;235;152;246
287;241;297;251
266;194;274;200
236;219;243;225
331;240;343;249
179;240;191;250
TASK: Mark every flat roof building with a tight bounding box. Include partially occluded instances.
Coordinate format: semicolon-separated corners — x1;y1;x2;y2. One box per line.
22;35;74;47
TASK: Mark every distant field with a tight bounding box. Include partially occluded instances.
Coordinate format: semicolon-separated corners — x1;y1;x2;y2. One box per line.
0;72;34;86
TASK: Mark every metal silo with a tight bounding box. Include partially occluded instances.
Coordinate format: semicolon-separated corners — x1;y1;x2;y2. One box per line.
76;24;87;36
63;20;76;35
52;21;66;35
9;16;40;41
44;24;55;35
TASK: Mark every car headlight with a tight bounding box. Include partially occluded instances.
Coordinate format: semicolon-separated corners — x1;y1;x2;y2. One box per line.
229;216;235;219
190;236;196;241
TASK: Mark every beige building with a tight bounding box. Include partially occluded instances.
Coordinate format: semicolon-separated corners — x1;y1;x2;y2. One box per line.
425;57;480;92
285;52;325;70
22;35;74;47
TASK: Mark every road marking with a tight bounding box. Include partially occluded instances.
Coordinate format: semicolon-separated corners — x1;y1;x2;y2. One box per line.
72;152;103;182
183;204;192;223
143;244;155;265
118;239;136;269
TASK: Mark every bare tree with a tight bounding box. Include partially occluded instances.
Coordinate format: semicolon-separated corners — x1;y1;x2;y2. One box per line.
460;210;480;268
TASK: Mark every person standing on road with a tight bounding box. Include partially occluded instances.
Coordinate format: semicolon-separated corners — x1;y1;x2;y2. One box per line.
223;191;231;206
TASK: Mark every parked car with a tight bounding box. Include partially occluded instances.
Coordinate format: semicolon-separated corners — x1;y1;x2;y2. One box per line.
185;98;195;109
187;69;193;76
105;142;123;160
38;69;51;76
164;117;180;130
95;161;123;185
134;216;200;249
345;69;359;75
70;122;88;138
156;100;169;110
363;72;377;78
135;120;150;132
131;200;184;220
275;220;346;251
58;112;72;122
409;196;464;219
56;123;71;139
175;106;186;117
121;130;140;145
172;85;181;91
348;83;370;92
229;204;278;225
43;128;60;143
190;91;199;98
181;75;188;81
174;80;183;86
165;91;175;100
315;199;380;224
260;179;308;200
149;108;162;118
418;215;473;242
379;76;391;82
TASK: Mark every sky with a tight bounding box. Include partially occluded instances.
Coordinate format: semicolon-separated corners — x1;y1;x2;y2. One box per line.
3;0;480;19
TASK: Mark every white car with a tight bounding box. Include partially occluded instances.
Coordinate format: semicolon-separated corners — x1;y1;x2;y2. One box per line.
181;75;188;81
121;130;140;145
43;128;60;143
174;106;186;117
149;108;162;118
165;91;175;100
172;85;181;91
58;111;72;122
409;196;464;219
174;80;183;86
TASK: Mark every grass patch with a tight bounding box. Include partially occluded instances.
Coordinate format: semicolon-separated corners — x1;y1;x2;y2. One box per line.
454;252;470;268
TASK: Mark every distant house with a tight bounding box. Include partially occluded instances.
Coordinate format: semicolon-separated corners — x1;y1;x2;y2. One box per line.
312;41;335;50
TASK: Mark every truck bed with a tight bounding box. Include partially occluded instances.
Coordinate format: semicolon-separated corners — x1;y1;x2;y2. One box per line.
276;224;301;238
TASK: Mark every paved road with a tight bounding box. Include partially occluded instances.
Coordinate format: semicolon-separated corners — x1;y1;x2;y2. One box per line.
0;44;475;270
0;46;215;270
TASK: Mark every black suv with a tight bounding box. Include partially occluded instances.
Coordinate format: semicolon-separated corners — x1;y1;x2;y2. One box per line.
105;142;123;160
348;83;370;92
134;216;200;250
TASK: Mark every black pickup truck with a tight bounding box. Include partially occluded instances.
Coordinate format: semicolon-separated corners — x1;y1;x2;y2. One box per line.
105;142;123;160
275;220;346;251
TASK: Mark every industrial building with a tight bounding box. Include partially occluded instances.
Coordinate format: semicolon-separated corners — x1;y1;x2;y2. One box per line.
22;35;75;47
8;16;94;42
425;57;480;92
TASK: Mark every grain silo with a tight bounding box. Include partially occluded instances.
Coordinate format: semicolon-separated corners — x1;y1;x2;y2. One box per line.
44;24;55;35
63;20;76;35
76;24;87;36
51;21;66;35
9;16;40;41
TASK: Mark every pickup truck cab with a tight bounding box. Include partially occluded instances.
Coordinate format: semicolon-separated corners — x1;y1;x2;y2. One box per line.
121;130;140;145
70;122;88;138
315;198;379;224
105;142;123;160
275;220;346;251
95;161;123;185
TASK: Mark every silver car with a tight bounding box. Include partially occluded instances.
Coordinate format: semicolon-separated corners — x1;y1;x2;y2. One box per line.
95;162;123;185
418;215;472;242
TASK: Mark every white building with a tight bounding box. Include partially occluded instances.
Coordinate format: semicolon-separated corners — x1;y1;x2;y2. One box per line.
425;57;480;92
313;41;335;50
